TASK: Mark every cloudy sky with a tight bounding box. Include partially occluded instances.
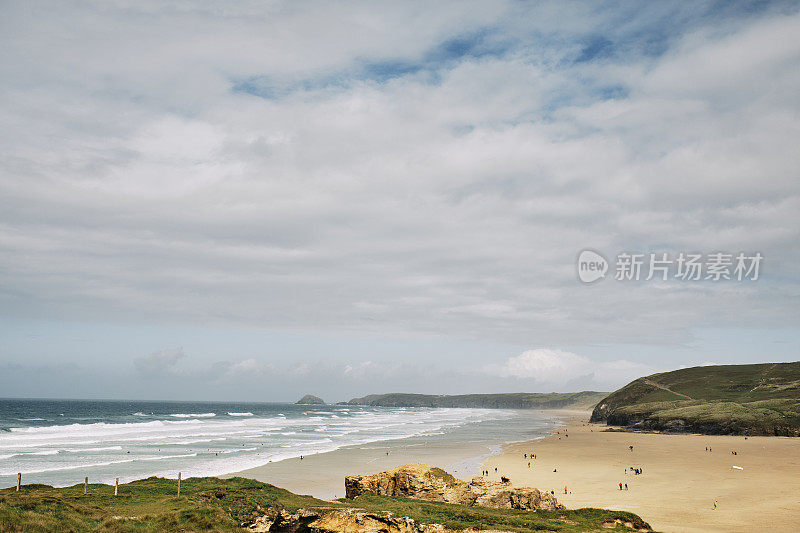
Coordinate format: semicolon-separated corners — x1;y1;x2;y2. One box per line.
1;0;798;402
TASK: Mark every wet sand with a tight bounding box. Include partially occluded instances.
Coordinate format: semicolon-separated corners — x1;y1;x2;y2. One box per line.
228;409;562;499
483;413;800;533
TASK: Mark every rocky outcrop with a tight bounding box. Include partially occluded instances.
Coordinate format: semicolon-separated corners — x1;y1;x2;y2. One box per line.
295;394;325;405
248;507;471;532
344;463;563;511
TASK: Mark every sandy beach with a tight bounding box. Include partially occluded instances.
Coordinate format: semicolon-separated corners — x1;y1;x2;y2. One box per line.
229;409;799;532
483;412;800;533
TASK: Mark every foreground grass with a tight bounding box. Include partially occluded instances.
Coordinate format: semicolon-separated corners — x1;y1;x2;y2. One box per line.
347;494;651;532
0;477;652;532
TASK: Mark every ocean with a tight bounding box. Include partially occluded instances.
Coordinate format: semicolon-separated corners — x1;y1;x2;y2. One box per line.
0;399;559;489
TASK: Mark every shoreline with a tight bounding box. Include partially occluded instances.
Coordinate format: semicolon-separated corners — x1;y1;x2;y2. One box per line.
227;409;570;499
482;414;800;533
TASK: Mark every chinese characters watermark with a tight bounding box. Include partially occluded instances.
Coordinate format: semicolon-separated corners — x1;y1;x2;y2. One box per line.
577;250;762;283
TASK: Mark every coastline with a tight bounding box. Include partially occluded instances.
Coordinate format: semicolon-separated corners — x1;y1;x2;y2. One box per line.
227;408;569;499
482;413;800;533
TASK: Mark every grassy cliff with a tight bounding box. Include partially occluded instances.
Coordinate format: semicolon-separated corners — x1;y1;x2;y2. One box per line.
590;362;800;436
0;476;652;532
345;391;607;410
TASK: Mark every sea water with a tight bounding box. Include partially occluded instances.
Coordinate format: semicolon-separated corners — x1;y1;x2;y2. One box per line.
0;399;559;488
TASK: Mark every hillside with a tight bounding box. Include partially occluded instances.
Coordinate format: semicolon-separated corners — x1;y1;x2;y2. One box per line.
344;391;606;410
0;476;651;532
590;362;800;436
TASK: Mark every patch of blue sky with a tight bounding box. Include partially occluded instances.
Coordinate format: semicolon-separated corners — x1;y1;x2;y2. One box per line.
232;27;514;99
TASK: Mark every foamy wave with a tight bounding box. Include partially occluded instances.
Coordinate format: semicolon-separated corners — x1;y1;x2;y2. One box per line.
0;453;198;476
0;405;521;488
21;449;60;456
62;446;123;453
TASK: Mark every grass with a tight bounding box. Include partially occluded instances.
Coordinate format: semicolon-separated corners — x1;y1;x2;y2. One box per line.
591;362;800;435
347;494;651;532
0;477;652;532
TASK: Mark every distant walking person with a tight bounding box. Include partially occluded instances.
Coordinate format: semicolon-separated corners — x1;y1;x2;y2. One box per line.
619;483;623;490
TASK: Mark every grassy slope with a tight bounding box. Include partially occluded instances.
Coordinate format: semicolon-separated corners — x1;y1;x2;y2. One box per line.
0;477;651;532
590;362;800;435
345;391;607;410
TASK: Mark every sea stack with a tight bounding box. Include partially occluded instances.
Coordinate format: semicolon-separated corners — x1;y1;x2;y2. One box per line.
296;394;325;405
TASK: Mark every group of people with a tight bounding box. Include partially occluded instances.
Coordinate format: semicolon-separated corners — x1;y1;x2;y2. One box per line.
480;467;498;476
618;482;629;490
628;466;643;475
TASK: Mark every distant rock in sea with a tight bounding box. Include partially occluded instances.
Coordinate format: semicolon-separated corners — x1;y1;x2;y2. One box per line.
296;394;325;405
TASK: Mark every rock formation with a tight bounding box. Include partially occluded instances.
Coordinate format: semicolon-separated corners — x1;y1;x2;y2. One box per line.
344;463;563;511
248;508;456;532
295;394;325;405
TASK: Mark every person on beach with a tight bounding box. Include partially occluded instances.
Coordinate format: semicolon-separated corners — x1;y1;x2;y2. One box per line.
624;483;628;490
619;483;623;490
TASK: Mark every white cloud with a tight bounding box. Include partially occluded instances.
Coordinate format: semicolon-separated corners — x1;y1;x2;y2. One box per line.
0;1;798;357
133;347;186;377
487;349;654;389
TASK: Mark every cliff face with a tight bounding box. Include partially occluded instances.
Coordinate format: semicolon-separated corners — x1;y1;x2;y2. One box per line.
344;463;564;511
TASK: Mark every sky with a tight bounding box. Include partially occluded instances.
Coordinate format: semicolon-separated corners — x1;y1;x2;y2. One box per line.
0;0;798;402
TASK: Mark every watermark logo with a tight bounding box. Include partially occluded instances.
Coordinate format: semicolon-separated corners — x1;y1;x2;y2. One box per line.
577;249;609;283
576;250;763;283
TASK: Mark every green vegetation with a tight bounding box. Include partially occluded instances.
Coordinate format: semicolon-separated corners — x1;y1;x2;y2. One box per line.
348;494;651;533
591;362;800;435
0;476;652;532
345;391;607;410
0;476;324;532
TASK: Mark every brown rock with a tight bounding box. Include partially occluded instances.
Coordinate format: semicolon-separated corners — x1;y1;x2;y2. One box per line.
345;463;563;511
248;508;486;532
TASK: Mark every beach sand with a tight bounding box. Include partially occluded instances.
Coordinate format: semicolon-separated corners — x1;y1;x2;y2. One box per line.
483;412;800;533
230;434;494;499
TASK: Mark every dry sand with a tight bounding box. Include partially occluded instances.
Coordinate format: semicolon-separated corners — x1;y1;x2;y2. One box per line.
483;412;800;533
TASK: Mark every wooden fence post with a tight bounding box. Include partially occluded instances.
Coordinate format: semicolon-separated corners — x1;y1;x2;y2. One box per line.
16;473;21;492
115;477;119;496
177;472;181;496
84;476;88;495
